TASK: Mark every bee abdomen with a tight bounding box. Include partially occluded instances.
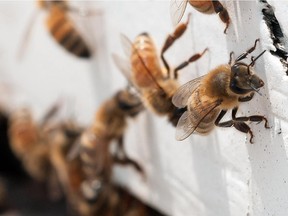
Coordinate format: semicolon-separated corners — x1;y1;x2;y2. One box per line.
189;0;214;14
46;6;91;58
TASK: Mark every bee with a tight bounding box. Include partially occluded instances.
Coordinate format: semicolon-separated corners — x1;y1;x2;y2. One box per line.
8;108;51;182
38;0;92;58
113;15;207;126
8;102;61;182
92;88;144;141
19;0;95;59
172;39;269;143
78;88;144;204
170;0;230;33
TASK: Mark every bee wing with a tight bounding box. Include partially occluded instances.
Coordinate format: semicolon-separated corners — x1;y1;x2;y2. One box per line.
175;111;195;141
120;34;134;59
175;99;222;141
120;34;165;91
172;75;205;108
66;4;103;17
112;53;132;83
17;9;40;61
67;139;81;161
112;53;143;95
40;100;63;127
170;0;189;26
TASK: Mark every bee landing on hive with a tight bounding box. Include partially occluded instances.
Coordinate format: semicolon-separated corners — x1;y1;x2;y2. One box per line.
172;39;270;143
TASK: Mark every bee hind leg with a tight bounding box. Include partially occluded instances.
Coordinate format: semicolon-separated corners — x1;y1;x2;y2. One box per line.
161;14;191;78
232;107;270;143
214;108;262;144
215;114;254;143
232;107;269;129
233;122;254;144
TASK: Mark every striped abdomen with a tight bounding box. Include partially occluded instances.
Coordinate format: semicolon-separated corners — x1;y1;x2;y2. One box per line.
189;0;214;14
46;5;91;58
189;89;220;134
131;33;164;88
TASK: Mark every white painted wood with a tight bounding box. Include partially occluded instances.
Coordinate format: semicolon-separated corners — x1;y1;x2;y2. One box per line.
1;1;288;216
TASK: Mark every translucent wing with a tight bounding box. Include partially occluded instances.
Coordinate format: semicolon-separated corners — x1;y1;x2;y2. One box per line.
170;0;189;26
175;111;194;141
40;100;63;127
120;34;134;59
112;53;143;95
67;5;102;17
120;34;164;91
112;53;133;84
17;9;40;61
175;99;222;141
172;75;205;108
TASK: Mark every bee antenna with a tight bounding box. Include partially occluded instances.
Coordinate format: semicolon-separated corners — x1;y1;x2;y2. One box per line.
247;50;266;75
248;50;266;68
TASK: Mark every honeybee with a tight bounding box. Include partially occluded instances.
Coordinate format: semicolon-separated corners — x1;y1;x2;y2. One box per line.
39;0;93;58
79;130;158;216
78;88;144;204
172;39;269;143
113;15;207;126
170;0;230;33
8;108;51;181
8;102;61;182
18;0;95;59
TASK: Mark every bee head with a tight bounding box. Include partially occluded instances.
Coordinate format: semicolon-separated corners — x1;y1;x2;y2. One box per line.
230;63;264;95
115;89;143;116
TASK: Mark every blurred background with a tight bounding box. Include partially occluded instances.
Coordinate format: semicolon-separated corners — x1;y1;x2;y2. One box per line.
1;1;288;216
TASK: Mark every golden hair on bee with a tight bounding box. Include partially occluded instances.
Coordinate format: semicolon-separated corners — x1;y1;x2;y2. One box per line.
172;39;269;143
